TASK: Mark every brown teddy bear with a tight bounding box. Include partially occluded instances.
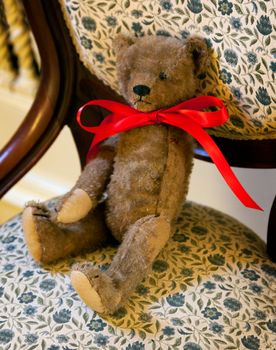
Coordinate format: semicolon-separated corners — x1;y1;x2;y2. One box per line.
22;35;208;315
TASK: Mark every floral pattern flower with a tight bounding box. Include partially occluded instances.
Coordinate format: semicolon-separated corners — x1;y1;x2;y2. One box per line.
2;235;16;244
0;199;275;349
241;269;260;281
256;15;272;35
162;326;175;336
56;335;69;343
160;0;172;12
241;335;260;350
126;341;145;350
202;307;222;320
53;309;71;324
207;254;225;266
254;310;266;320
18;292;36;304
230;17;241;31
187;0;203;14
203;281;216;290
166;293;185;307
256;87;271;106
209;322;224;334
47;346;60;350
224;49;238;67
80;36;92;49
152;259;168;272
23;270;34;278
223;297;242;311
219;68;232;84
218;0;233;16
136;285;149;296
106;16;117;27
0;330;14;344
58;0;276;140
39;278;56;291
247;52;257;65
132;22;143;35
25;334;38;344
249;283;263;294
4;263;14;271
112;307;127;319
87;318;107;331
270;62;276;73
184;342;202;350
23;305;37;316
231;87;242;100
81;16;96;32
94;334;109;346
267;320;276;333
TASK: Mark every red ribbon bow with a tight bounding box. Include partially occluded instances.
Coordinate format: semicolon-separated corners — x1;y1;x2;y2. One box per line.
77;96;262;211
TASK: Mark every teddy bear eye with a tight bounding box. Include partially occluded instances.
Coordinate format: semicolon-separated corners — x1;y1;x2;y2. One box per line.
159;72;167;80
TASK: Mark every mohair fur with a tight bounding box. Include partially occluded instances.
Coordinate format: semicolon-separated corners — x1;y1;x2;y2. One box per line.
22;35;209;314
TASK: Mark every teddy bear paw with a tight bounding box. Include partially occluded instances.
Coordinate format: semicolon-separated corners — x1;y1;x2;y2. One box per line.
71;263;121;315
57;189;93;224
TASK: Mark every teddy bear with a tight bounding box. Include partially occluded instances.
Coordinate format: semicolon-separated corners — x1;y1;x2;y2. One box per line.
22;34;208;315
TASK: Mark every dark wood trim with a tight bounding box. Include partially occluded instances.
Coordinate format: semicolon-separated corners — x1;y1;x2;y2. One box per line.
0;0;75;197
0;0;60;183
195;137;276;169
267;195;276;262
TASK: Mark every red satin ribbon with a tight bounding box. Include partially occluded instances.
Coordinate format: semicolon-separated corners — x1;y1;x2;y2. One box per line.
77;96;262;211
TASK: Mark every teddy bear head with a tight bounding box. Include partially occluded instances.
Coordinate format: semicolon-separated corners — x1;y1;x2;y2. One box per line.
114;35;209;112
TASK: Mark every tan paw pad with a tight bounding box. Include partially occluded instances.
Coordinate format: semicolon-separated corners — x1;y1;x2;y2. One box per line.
57;189;92;224
71;271;105;314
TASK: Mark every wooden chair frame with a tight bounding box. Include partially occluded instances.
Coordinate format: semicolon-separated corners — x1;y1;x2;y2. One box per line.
0;0;275;261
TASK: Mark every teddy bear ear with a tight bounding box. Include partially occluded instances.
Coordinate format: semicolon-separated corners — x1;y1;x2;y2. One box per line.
113;35;135;56
183;36;209;73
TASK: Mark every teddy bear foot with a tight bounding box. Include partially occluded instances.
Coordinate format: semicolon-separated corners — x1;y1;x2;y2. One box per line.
71;263;122;315
22;202;49;263
23;202;110;265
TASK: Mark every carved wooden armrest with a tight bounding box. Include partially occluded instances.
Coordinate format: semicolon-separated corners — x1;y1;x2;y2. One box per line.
0;0;73;197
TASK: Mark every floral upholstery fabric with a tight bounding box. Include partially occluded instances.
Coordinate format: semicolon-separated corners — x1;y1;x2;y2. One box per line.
58;0;276;140
0;200;275;350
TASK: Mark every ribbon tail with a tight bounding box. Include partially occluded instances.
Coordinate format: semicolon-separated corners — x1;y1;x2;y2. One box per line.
166;116;263;211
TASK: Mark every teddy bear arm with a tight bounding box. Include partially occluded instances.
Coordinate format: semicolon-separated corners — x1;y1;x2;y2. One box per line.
71;214;171;314
56;138;117;224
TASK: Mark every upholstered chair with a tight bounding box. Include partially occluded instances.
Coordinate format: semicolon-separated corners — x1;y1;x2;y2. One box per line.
0;1;275;349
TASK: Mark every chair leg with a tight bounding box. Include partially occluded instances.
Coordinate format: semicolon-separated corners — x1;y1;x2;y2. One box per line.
267;195;276;262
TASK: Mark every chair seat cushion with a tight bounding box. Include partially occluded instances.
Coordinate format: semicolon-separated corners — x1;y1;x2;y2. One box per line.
58;0;276;141
0;200;275;349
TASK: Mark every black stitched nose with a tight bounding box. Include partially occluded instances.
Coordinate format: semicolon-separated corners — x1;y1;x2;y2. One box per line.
133;85;151;97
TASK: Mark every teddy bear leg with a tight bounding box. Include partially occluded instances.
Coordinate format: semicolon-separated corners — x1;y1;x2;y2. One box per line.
71;215;171;314
22;202;109;264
